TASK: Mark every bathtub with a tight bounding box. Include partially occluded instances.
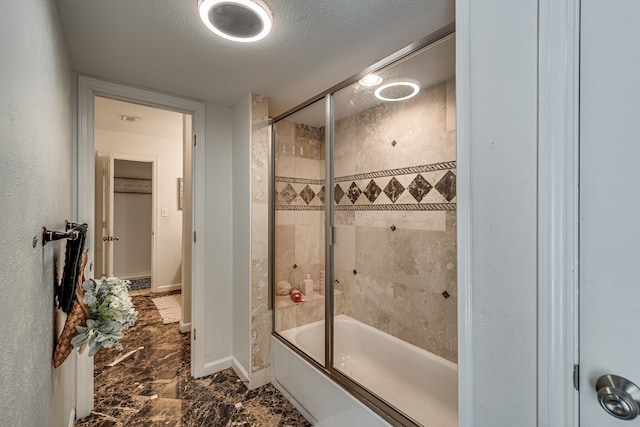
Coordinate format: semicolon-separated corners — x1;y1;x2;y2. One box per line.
275;314;458;427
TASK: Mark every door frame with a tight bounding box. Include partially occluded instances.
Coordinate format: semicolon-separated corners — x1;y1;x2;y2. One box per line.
536;0;580;425
455;0;581;425
107;153;158;287
74;75;207;418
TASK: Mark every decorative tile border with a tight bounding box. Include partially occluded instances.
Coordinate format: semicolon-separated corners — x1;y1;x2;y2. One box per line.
275;161;456;211
274;176;324;185
335;161;456;183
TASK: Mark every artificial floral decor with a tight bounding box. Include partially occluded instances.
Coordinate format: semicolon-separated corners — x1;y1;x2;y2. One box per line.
71;277;138;356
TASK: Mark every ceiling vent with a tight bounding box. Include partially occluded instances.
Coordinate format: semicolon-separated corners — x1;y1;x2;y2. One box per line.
198;0;273;43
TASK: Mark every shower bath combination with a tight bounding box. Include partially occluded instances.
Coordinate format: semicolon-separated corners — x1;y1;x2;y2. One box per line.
271;23;458;427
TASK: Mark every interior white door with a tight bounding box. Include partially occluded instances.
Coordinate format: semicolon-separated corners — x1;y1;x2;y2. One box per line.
94;152;110;278
107;154;116;277
579;0;640;424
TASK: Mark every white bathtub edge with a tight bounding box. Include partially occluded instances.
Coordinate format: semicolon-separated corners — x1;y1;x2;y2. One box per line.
271;336;390;427
270;369;319;426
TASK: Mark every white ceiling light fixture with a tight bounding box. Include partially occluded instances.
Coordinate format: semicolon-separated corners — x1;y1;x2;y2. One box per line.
359;74;383;87
198;0;273;43
374;81;421;102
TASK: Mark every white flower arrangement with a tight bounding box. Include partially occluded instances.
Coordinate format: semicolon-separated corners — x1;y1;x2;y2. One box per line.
71;277;138;356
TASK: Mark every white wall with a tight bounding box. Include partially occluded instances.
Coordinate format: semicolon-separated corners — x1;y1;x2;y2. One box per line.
0;1;73;426
231;94;252;379
203;102;234;368
95;129;183;288
463;1;538;425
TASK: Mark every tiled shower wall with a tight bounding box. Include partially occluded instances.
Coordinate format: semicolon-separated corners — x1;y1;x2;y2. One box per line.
334;80;457;362
274;79;457;362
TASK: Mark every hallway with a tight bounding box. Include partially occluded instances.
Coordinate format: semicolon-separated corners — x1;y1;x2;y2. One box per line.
76;293;310;426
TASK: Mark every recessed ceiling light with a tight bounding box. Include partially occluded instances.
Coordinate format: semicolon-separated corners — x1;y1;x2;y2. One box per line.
198;0;273;43
359;74;383;87
374;81;421;102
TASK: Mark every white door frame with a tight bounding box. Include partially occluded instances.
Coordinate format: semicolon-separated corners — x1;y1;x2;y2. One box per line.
107;153;158;286
536;0;580;425
456;0;581;425
74;75;207;418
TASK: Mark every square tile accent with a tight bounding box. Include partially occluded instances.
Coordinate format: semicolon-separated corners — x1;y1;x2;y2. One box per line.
347;182;362;204
335;184;345;204
317;185;325;205
384;177;405;203
408;174;432;202
280;183;298;204
363;179;382;203
435;170;457;202
299;185;316;205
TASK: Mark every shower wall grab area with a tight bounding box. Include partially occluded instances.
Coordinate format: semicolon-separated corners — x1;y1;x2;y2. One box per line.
270;24;457;427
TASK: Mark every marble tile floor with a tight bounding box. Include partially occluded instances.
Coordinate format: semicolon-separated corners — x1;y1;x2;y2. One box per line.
76;292;312;427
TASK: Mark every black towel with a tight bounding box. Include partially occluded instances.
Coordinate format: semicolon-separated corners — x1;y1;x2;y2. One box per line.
57;224;87;314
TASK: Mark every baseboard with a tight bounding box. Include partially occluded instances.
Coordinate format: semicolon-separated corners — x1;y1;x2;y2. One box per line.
203;356;232;376
232;357;250;385
154;283;181;293
68;408;76;427
179;321;191;333
249;367;271;390
120;272;151;280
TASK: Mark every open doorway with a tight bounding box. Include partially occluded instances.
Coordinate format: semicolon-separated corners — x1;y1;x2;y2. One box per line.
76;76;206;419
95;155;156;287
93;97;188;296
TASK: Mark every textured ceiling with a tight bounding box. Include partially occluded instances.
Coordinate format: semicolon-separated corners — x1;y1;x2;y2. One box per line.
55;0;454;116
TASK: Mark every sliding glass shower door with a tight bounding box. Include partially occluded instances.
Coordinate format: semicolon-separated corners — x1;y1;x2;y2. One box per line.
272;26;457;427
272;99;326;364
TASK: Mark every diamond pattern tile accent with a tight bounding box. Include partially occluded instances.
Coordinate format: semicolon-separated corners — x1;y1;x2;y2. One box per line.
384;177;405;203
280;183;298;205
299;185;316;205
275;162;456;211
347;182;362;204
317;185;325;205
408;174;432;202
334;184;345;204
435;171;457;202
363;180;382;203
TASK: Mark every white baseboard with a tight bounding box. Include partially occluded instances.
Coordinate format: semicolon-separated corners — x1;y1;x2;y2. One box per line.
179;321;191;333
154;283;181;293
232;357;250;385
68;408;76;427
203;356;232;377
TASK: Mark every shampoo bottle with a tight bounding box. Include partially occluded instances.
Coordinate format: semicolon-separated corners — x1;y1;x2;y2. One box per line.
302;274;314;295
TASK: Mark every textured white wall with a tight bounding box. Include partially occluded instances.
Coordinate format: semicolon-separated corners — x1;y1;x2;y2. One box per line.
203;102;234;366
466;1;538;425
0;1;73;426
231;94;252;378
95;129;183;288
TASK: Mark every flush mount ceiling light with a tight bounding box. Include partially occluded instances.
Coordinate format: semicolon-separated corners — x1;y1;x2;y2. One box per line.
198;0;273;43
374;81;421;102
359;74;383;87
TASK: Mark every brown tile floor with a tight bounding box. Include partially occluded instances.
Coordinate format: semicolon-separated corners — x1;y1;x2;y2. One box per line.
75;292;312;427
